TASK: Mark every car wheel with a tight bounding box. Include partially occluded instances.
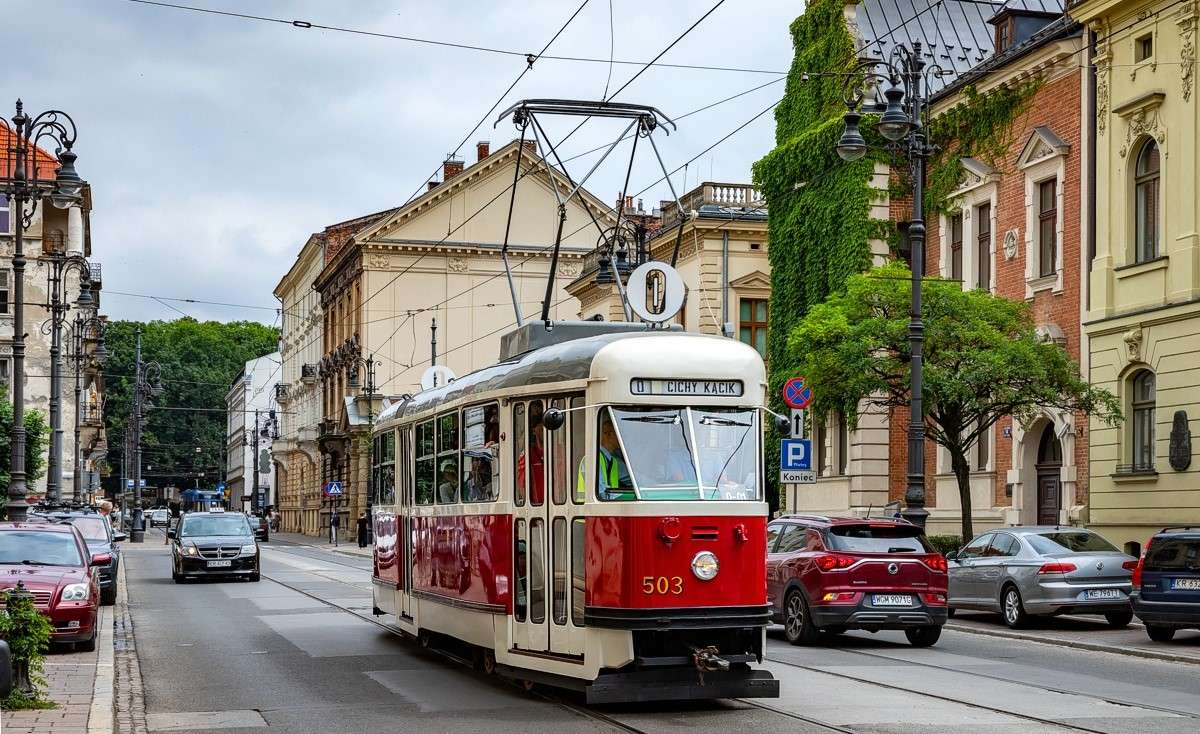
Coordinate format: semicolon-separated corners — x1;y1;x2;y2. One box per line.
1002;586;1027;629
101;585;117;606
947;607;956;618
783;590;822;645
1146;624;1176;642
249;573;261;582
172;571;183;584
904;625;941;647
77;631;97;653
1104;610;1134;628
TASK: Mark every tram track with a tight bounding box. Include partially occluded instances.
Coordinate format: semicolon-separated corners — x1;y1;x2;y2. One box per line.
762;651;1171;733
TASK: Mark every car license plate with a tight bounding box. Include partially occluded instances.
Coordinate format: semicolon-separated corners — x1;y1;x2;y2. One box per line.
1172;578;1200;590
206;560;232;568
1085;589;1121;600
66;620;80;629
873;594;913;606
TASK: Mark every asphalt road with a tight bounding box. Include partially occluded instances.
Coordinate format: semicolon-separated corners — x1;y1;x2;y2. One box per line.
121;532;1200;734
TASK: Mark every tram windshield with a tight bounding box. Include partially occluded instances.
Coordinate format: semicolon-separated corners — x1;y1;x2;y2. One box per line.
601;406;759;501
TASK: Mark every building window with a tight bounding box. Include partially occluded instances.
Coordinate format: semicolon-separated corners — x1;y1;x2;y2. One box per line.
836;412;849;476
1131;371;1155;472
996;16;1014;53
0;271;8;315
1038;179;1057;277
1134;139;1160;263
949;213;964;282
976;425;989;471
738;299;768;358
0;194;9;234
1135;34;1153;62
976;203;991;290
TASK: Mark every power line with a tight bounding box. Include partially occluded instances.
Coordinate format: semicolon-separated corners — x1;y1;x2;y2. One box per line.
120;0;786;76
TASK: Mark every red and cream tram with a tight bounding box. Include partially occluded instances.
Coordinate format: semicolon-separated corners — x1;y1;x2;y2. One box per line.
370;321;779;702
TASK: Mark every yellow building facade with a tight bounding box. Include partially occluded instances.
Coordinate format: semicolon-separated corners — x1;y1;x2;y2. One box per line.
1070;0;1200;547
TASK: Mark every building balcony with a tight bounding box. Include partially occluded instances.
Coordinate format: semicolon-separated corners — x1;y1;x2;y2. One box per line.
275;383;289;403
658;182;764;230
301;364;318;383
80;404;103;427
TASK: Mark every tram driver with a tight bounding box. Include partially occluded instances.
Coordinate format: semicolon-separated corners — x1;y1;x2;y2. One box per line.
580;411;634;500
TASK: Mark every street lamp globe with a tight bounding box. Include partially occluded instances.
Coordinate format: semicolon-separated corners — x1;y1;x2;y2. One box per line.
93;340;109;364
836;111;868;161
76;285;94;309
50;148;84;209
876;87;913;142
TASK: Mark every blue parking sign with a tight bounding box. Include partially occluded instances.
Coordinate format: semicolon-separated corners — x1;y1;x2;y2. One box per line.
780;439;812;471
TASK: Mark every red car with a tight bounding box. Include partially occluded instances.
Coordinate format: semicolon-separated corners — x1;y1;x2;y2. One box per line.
766;514;948;647
0;522;105;651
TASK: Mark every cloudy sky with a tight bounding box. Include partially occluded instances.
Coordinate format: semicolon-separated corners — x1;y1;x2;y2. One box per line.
4;0;800;324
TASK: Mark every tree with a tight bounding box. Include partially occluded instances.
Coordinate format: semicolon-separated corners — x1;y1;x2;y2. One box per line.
788;263;1121;540
0;390;50;499
102;318;279;493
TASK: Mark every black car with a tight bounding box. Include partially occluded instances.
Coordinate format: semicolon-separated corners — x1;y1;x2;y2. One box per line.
169;510;260;583
1131;527;1200;641
34;508;124;606
245;514;269;542
148;509;172;528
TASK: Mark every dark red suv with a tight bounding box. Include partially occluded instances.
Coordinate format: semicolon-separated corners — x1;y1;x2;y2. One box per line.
766;515;948;647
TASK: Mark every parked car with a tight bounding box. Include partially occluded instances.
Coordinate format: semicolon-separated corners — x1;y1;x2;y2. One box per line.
169;508;260;583
245;514;269;542
1131;526;1200;641
148;509;171;528
0;522;103;650
948;527;1136;629
766;515;948;647
31;507;124;607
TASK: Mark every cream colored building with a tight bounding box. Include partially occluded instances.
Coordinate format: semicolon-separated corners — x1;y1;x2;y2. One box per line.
1070;0;1200;547
296;140;614;537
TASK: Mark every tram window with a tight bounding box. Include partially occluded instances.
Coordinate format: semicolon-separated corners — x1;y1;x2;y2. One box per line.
519;400;546;506
530;519;546;624
462;402;499;502
596;409;635;501
551;399;568;505
399;426;412;506
515;519;527;622
436;413;460;504
513;403;526;506
377;430;396;505
570;397;586;504
552;517;568;625
571;517;585;626
415;420;435;506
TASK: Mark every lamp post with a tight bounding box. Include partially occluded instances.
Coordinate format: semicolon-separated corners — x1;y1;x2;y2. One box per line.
43;251;94;501
1;100;84;521
130;328;162;542
836;41;941;528
65;314;107;503
347;352;380;541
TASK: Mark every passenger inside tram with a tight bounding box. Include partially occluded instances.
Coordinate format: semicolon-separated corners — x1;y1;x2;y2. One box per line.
437;460;458;503
517;401;546;504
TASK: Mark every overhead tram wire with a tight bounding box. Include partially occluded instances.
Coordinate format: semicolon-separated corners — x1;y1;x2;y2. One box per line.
120;0;786;76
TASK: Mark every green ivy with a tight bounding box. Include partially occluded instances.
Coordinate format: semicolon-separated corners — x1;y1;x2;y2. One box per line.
0;588;55;710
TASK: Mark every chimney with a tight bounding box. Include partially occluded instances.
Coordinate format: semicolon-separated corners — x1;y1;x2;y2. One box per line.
427;179;440;192
637;198;644;212
476;141;490;162
625;195;633;211
520;139;537;155
443;156;464;182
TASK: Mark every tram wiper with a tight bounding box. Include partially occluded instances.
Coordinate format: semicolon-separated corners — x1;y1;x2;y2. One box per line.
699;416;751;427
623;415;679;424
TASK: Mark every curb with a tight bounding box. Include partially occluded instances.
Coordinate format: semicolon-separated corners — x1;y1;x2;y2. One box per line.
86;574;118;733
944;621;1200;666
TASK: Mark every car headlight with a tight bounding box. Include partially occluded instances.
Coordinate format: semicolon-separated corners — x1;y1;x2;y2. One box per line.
184;544;199;557
691;551;719;581
61;583;90;602
240;544;257;556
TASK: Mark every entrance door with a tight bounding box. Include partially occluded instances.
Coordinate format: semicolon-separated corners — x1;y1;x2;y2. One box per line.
1036;426;1063;525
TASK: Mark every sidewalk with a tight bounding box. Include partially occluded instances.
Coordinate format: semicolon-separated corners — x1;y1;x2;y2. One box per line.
270;530;373;558
0;603;115;734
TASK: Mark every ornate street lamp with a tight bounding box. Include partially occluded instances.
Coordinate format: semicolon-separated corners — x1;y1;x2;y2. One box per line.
66;315;106;502
836;42;942;528
1;100;84;521
43;252;94;501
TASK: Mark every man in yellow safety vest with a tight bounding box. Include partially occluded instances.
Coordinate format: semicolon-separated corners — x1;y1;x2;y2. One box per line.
577;412;632;501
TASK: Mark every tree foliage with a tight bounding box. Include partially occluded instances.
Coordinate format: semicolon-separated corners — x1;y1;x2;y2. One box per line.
102;318;279;494
788;263;1121;540
0;392;50;492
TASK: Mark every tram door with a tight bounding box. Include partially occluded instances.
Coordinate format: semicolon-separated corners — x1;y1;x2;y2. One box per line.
399;425;413;620
512;397;581;655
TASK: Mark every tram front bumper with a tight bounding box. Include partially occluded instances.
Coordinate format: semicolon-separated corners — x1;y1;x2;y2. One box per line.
585;666;779;704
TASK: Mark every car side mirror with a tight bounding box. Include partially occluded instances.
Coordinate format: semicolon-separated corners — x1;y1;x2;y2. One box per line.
166;529;176;540
946;550;959;561
112;531;127;543
91;553;113;566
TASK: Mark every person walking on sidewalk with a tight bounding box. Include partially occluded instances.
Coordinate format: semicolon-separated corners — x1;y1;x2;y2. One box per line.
330;510;340;547
356;511;369;549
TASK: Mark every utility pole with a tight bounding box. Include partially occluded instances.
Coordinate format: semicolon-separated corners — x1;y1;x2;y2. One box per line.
132;329;144;542
251;410;260;515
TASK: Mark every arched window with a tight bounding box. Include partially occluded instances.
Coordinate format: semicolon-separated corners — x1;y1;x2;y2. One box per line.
1131;371;1156;471
1134;140;1160;263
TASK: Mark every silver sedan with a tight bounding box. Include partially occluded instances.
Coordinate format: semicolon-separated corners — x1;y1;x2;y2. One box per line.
948;527;1136;629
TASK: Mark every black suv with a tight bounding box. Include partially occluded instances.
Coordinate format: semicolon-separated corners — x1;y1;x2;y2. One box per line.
32;505;125;606
1131;527;1200;641
169;509;260;583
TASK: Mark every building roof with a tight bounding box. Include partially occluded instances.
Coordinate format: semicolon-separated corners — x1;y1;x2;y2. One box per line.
0;121;61;181
852;0;1064;95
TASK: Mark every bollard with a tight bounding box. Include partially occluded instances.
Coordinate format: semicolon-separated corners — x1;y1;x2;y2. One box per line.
5;580;36;695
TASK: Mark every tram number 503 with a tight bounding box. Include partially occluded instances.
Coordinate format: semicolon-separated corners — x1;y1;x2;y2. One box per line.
642;576;684;595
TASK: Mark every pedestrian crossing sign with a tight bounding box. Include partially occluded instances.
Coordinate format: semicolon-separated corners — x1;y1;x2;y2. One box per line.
323;481;344;497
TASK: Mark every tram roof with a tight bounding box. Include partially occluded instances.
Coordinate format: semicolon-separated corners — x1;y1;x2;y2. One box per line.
377;326;740;424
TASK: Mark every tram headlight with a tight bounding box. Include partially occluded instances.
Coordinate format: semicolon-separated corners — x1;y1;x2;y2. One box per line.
691;551;719;581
